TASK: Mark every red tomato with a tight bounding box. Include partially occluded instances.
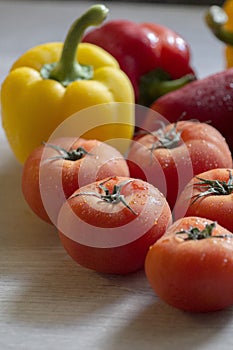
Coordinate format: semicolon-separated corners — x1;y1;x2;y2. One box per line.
145;216;233;312
174;168;233;231
22;137;130;224
57;176;172;274
127;120;232;209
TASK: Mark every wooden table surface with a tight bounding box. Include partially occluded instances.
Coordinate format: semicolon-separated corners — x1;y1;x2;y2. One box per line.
0;1;232;349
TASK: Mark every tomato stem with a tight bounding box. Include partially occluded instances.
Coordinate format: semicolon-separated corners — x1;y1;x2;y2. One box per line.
149;122;181;153
176;222;232;240
43;142;92;161
70;177;137;215
191;169;233;204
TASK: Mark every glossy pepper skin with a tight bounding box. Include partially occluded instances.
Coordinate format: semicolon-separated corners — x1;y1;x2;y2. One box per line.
224;0;233;67
205;1;233;67
83;20;196;106
1;5;134;164
149;68;233;154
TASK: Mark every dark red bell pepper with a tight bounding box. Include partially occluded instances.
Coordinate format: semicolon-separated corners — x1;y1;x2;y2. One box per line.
148;68;233;154
83;20;196;106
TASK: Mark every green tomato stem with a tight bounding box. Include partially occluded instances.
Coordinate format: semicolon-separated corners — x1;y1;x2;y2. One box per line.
70;177;137;215
42;142;92;161
191;170;233;204
149;122;181;151
176;222;232;241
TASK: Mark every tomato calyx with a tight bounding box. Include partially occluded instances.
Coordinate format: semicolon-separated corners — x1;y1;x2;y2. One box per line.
191;170;233;204
149;123;181;151
176;222;232;241
70;177;137;215
43;142;92;161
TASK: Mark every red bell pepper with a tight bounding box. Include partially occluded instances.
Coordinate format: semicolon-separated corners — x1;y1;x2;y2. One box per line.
148;68;233;154
83;20;196;106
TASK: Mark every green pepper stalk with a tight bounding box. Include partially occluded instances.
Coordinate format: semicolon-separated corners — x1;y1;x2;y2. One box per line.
41;4;109;86
205;5;233;46
138;68;196;107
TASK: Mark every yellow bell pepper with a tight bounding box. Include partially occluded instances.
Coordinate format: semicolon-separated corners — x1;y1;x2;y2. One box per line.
205;1;233;68
1;4;134;164
224;0;233;67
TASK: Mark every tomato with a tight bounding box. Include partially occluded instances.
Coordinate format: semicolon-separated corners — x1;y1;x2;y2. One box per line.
174;168;233;231
127;120;232;209
22;137;130;224
145;216;233;312
149;68;233;154
57;176;172;274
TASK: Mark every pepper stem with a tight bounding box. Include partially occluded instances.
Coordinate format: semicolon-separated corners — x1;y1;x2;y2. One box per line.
138;68;195;107
205;5;233;46
40;4;109;86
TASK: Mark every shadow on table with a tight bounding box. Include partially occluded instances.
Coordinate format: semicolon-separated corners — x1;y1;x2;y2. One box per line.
5;259;152;325
5;250;233;342
108;299;233;350
4;236;233;350
0;149;57;249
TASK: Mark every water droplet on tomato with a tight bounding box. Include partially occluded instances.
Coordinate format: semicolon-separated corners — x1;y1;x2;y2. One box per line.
223;94;231;102
222;258;228;266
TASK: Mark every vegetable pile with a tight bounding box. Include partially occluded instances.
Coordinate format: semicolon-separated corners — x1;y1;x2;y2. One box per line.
1;3;233;313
